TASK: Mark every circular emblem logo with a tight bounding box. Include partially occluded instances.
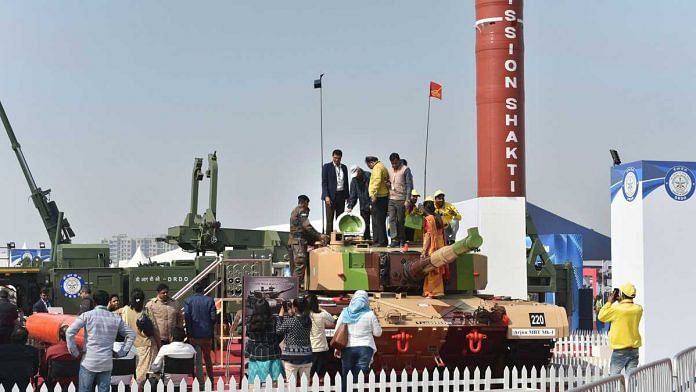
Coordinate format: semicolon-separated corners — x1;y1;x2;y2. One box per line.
622;167;638;202
665;166;695;201
60;273;85;298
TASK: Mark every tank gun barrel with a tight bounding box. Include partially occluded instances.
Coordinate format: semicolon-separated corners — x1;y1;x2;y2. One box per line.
407;227;483;279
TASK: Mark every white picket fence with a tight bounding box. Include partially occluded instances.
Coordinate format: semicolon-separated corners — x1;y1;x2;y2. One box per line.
552;332;610;371
16;364;609;392
553;331;610;358
12;332;615;392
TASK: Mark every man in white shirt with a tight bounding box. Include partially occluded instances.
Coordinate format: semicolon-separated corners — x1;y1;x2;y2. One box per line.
150;327;196;384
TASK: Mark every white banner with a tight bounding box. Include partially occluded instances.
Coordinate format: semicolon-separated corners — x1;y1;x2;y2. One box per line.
511;328;555;337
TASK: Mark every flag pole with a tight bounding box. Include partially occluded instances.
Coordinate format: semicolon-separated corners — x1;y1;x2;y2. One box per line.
424;95;432;197
316;74;325;234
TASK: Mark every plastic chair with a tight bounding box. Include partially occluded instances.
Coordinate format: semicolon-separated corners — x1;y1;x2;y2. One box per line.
112;357;136;377
163;356;195;376
47;358;80;388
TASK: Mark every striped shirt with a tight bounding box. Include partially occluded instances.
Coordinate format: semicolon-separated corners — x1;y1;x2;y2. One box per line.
67;306;136;372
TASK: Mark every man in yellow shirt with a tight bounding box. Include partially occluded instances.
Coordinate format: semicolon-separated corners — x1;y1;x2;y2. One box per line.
365;156;389;247
598;282;643;375
433;190;462;244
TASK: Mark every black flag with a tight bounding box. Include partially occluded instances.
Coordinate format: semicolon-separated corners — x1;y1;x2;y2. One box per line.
314;78;322;89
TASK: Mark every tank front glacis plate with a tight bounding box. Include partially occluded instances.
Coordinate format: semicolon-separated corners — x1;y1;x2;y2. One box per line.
369;296;507;370
486;299;570;340
322;294;564;374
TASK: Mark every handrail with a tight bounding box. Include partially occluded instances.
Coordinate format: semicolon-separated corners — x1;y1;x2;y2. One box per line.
569;374;625;392
172;255;222;301
674;346;696;392
626;358;673;392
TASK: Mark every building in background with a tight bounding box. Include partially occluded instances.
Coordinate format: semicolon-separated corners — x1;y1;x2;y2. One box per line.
102;234;175;262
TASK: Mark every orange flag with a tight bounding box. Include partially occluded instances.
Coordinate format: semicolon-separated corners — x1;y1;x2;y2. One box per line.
429;81;442;100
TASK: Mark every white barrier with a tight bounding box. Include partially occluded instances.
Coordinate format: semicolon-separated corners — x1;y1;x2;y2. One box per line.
553;331;610;358
568;374;626;392
625;358;672;392
674;346;696;392
8;337;691;392
553;331;611;373
15;364;608;392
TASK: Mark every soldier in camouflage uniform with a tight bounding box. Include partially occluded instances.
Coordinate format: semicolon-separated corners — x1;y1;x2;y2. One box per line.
289;195;328;288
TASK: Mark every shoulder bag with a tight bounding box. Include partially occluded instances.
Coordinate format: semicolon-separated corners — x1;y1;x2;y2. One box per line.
330;322;349;351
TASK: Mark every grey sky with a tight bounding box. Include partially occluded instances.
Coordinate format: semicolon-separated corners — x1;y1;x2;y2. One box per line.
2;1;695;246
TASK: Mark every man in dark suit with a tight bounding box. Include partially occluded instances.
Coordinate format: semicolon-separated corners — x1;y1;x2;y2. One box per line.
321;149;349;234
32;288;52;314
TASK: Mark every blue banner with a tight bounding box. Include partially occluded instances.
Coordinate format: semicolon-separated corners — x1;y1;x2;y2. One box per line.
611;160;696;202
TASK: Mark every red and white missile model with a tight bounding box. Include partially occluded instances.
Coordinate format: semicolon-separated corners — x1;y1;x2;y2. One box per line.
476;0;525;197
458;0;527;298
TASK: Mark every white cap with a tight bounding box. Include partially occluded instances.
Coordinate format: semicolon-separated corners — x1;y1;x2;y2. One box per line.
350;165;361;178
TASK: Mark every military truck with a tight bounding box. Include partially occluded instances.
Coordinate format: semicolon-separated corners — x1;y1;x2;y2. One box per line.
2;100;288;314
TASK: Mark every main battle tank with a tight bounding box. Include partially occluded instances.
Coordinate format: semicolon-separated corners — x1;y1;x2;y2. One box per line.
307;216;569;373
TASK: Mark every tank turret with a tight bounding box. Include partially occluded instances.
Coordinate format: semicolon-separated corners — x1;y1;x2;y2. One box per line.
308;227;485;293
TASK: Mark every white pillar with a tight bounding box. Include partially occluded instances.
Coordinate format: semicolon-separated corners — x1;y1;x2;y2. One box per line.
455;197;528;298
611;160;696;362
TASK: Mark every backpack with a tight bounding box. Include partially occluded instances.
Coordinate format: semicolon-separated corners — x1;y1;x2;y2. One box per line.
136;308;155;337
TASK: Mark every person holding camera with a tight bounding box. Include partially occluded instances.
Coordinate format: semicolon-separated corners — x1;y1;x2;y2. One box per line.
277;297;313;383
307;294;335;378
245;299;283;384
598;283;643;375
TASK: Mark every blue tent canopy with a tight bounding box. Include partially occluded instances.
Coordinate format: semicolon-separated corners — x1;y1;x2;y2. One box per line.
527;202;611;260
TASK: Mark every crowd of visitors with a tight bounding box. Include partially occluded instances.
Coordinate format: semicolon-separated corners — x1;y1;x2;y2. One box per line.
244;290;381;388
0;282;217;392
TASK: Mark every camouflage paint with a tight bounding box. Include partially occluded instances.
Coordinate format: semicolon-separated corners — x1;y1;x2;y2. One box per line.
342;251;369;290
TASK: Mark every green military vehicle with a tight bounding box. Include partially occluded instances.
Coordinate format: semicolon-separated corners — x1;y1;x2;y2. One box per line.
2;100;288;314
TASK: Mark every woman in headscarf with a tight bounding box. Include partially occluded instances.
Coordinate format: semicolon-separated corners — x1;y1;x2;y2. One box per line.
421;198;446;298
115;288;160;385
334;290;382;387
